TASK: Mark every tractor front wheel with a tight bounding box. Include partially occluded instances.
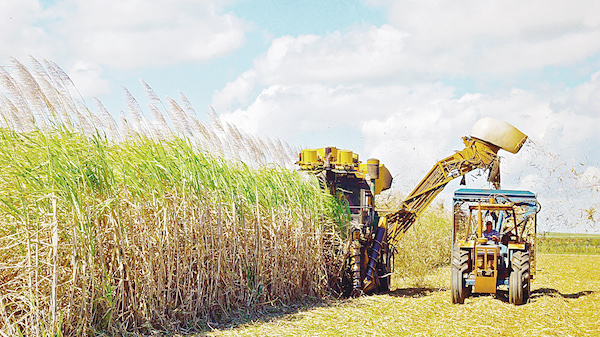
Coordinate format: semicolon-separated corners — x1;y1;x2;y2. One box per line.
451;246;471;304
509;250;531;305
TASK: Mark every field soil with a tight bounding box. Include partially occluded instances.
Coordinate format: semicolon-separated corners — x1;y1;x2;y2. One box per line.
207;254;600;336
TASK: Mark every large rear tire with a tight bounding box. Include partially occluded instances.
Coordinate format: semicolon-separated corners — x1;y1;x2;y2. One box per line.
509;250;530;305
451;246;471;304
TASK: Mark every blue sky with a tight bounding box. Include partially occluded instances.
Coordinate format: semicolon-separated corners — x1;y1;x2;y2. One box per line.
1;0;600;233
230;0;386;35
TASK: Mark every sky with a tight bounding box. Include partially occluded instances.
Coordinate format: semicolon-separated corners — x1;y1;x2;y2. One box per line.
1;0;600;233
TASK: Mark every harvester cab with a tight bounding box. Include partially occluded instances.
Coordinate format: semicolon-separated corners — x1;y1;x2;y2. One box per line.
296;117;532;297
451;189;541;305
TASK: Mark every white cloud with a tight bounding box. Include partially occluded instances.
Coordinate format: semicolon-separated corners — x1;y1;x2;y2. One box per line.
220;83;374;144
212;70;257;112
3;1;248;69
214;8;600;142
0;0;53;60
67;60;110;97
380;0;600;74
516;173;545;192
251;25;409;84
54;0;247;68
219;82;463;148
2;0;250;102
214;24;413;130
561;70;600;116
220;1;600;85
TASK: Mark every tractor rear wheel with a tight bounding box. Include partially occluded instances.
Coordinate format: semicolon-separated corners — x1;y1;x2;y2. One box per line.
509;250;531;305
451;246;471;304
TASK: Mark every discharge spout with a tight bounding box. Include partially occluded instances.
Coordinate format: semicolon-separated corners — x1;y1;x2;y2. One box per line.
470;117;528;154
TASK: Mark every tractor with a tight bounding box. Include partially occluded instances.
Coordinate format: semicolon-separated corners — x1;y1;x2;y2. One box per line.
451;189;540;304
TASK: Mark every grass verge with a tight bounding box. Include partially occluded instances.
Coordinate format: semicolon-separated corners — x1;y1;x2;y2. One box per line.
538;232;600;254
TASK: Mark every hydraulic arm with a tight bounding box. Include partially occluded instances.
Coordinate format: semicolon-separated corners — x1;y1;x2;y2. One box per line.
362;136;502;291
384;136;501;248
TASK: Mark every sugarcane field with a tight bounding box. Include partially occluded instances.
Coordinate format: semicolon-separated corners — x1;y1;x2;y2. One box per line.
0;58;598;336
2;3;600;336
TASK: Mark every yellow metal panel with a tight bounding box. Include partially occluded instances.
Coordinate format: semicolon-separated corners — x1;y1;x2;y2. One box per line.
316;147;327;160
358;163;367;176
374;165;392;194
473;245;498;293
300;149;317;164
468;203;515;211
508;243;526;250
458;240;474;248
473;275;497;293
356;163;393;194
297;149;321;169
338;150;353;165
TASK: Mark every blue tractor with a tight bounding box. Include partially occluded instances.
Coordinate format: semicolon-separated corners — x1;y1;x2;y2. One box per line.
451;189;541;305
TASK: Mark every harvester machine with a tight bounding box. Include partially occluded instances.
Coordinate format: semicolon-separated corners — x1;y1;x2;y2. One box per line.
296;118;529;297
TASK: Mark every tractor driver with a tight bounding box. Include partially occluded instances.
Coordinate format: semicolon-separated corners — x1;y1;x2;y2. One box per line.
483;221;500;243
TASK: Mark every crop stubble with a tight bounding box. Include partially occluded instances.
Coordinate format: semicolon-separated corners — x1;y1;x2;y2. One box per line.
211;254;599;336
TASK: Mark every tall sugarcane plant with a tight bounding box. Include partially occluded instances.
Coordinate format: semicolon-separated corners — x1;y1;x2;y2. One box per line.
0;58;348;335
